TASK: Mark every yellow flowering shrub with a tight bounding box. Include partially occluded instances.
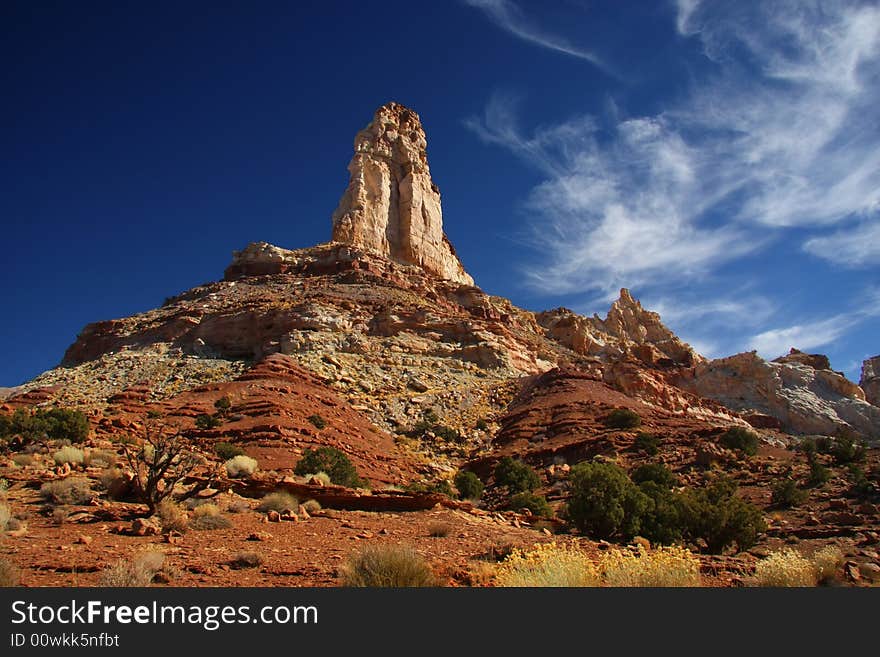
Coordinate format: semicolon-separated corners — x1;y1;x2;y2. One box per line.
600;545;702;587
495;542;599;587
751;546;844;587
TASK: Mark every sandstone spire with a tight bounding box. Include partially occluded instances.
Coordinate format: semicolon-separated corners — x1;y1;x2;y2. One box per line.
331;102;474;286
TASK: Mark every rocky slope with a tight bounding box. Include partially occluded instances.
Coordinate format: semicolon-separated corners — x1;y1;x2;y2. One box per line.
861;356;880;408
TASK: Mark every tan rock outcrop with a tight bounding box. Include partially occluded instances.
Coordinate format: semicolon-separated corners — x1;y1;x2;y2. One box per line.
537;289;701;367
675;350;880;440
861;355;880;407
331;102;473;286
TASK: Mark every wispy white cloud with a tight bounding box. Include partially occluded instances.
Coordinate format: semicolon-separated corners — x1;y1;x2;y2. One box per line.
748;315;856;359
803;221;880;267
463;0;607;70
467;1;880;294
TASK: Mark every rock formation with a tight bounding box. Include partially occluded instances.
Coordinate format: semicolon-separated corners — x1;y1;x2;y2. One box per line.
861;355;880;407
675;350;880;439
330;102;473;286
536;289;701;367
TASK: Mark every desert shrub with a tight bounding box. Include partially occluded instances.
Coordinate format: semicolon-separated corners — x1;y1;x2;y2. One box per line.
307;414;326;430
214;442;244;460
52;507;69;525
605;408;641;430
12;454;34;467
300;499;322;513
637;481;685;546
121;427;209;514
719;427;759;456
0;503;10;532
156;499;189;533
0;407;89;446
631;463;677;488
751;549;816;587
341;545;435;587
475;418;489;431
679;477;766;554
566;461;649;541
507;491;553;518
829;435;866;465
600;545;701;587
214;396;232;415
195;413;222;430
432;425;464;443
495;542;599;587
230;552;263;569
189;512;233;531
257;492;298;514
428;522;452;537
0;559;20;587
807;456;832;487
146;409;163;419
99;466;130;499
405;479;455;496
100;549;165;587
40;477;92;505
53;446;85;466
633;432;661;455
225;455;258;478
84;449;116;468
847;464;873;497
811;546;844;584
294;447;365;488
191;503;220;518
771;478;808;507
454;470;484;500
493;457;540;493
302;471;332;486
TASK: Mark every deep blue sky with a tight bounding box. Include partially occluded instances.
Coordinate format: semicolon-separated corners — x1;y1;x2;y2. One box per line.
3;1;878;386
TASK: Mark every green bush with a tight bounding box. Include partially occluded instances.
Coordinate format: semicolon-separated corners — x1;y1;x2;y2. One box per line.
341;545;435;587
829;436;866;465
454;470;484;500
566;461;649;541
40;478;92;505
493;457;540;493
257;492;298;514
507;492;553;518
0;407;89;446
307;414;326;430
719;427;759;456
475;418;489;431
633;432;661;455
679;477;766;554
637;480;685;545
214;442;244;460
195;414;222;430
405;479;454;496
771;478;808;507
631;463;677;488
604;408;642;430
214;396;232;415
847;464;873;497
807;455;832;487
294;447;365;488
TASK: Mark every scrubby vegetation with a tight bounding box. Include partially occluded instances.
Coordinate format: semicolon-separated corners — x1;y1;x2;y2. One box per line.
0;407;89;448
225;455;258;478
40;478;92;505
0;559;21;587
189;504;233;530
195;413;222;430
750;546;844;587
294;447;365;488
566;461;649;541
427;522;452;537
214;442;244;460
52;446;85;466
633;432;661;455
495;542;599;587
156;499;189;533
507;491;553;517
257;492;298;514
600;545;701;587
341;545;435;587
230;552;263;569
719;427;759;456
493;457;540;493
679;477;766;554
100;549;165;587
213;396;232;416
604;408;641;430
454;470;484;500
771;477;808;507
307;414;326;430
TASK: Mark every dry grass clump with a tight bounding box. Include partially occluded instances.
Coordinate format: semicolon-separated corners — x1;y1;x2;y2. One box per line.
257;492;298;514
0;559;20;587
600;545;702;587
0;503;10;532
189;504;232;530
40;478;92;505
427;522;452;538
300;499;322;513
751;546;845;587
495;542;599;587
84;449;116;468
230;551;264;569
301;471;332;486
99;549;165;587
156;499;189;533
53;446;85;466
12;454;34;467
341;545;436;587
225;455;258;478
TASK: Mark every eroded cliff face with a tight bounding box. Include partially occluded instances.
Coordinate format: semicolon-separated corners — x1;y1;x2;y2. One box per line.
861;355;880;407
674;350;880;439
330;102;473;286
